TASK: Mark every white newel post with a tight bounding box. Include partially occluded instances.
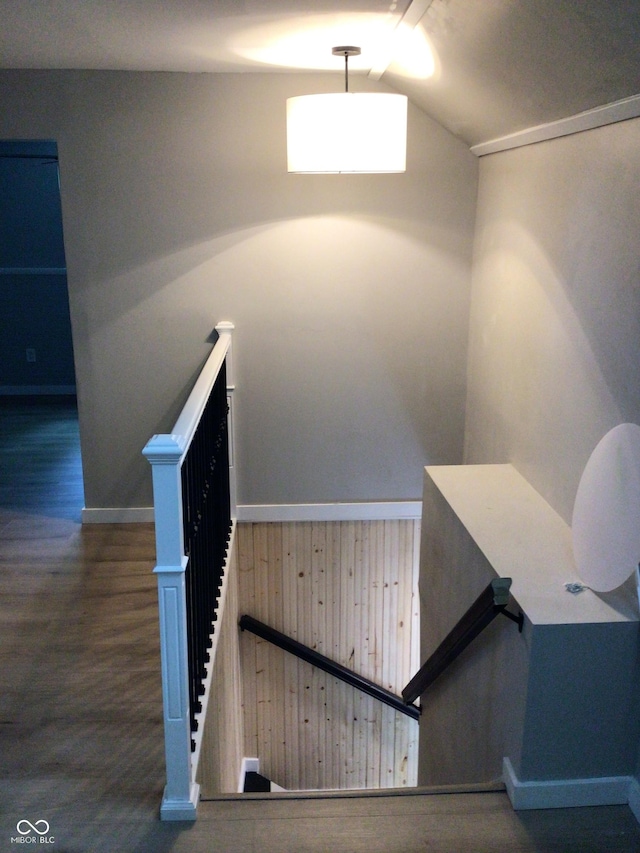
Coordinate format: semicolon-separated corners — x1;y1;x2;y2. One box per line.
142;433;199;821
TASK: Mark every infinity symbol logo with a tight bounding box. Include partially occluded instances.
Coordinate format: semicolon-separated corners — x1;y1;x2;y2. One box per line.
17;820;50;836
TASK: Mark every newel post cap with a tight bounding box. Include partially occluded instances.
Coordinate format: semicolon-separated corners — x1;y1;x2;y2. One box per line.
142;433;185;464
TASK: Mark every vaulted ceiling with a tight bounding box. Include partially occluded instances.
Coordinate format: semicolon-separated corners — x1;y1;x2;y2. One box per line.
1;0;639;149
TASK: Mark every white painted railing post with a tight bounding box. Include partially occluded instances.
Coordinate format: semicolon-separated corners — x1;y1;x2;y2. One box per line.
142;433;199;821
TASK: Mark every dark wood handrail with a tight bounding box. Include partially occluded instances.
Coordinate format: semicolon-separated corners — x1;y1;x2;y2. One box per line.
239;614;420;720
401;577;523;706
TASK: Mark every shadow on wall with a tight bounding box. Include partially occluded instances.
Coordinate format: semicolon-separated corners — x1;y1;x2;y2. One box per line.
92;213;473;506
465;218;626;522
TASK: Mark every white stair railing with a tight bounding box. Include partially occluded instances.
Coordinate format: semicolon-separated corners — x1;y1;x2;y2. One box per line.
142;321;236;821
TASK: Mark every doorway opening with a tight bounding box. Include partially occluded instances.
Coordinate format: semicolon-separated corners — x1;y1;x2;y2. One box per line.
0;139;84;520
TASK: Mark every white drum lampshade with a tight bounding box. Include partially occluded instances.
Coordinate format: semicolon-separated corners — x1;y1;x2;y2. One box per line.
286;91;407;174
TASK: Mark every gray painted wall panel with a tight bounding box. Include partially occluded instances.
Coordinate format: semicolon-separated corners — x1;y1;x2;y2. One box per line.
0;70;477;510
465;118;640;523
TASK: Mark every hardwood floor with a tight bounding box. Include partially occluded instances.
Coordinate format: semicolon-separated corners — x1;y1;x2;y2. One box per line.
0;395;85;520
1;396;639;851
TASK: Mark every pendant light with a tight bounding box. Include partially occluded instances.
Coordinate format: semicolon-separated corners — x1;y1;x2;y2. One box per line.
286;47;408;174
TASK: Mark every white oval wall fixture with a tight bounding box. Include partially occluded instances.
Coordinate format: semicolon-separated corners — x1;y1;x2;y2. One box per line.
572;423;640;592
286;46;408;174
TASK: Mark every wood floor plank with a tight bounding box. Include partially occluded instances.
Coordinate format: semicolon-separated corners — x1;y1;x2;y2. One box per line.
0;396;84;521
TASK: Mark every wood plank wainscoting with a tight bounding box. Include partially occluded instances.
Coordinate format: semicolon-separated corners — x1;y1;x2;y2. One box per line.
224;520;421;792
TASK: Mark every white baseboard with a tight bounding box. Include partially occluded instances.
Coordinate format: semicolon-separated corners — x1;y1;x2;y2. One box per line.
238;757;260;793
237;756;286;793
81;506;154;524
0;385;76;395
81;502;422;525
503;758;632;810
629;778;640;824
236;501;422;522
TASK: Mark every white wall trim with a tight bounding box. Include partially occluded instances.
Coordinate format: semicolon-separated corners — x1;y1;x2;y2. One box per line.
236;501;422;522
0;267;66;275
81;501;423;525
503;758;632;811
0;385;76;395
369;0;435;80
81;506;155;524
628;778;640;824
471;93;640;157
238;757;260;793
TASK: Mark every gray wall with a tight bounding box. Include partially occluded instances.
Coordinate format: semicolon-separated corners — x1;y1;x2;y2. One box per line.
464;117;640;523
464;119;640;786
0;70;477;511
